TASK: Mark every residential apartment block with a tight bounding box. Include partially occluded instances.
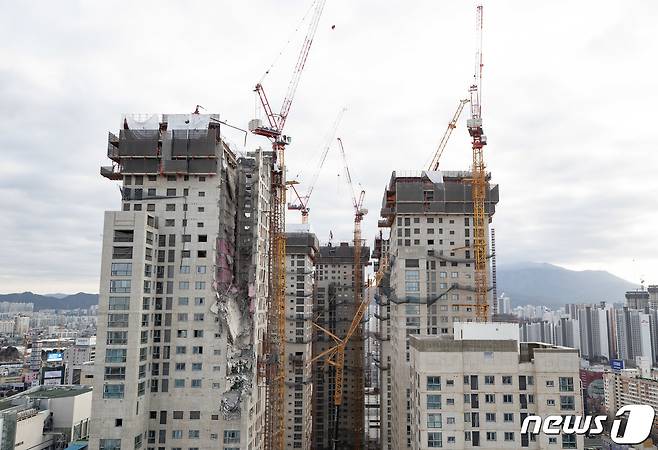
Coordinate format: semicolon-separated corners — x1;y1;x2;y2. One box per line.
409;322;583;449
89;113;273;450
604;367;658;441
376;170;499;449
284;227;319;449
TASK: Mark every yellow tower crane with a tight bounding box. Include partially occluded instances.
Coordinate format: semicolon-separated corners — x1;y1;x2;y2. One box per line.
249;1;327;448
467;4;490;322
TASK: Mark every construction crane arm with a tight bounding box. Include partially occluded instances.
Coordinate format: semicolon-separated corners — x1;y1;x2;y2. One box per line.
279;0;327;131
336;137;358;211
428;99;469;171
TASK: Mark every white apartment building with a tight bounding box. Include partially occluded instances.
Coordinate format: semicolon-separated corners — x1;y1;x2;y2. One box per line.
283;227;318;449
409;322;583;449
604;368;658;440
89;113;273;450
377;170;499;449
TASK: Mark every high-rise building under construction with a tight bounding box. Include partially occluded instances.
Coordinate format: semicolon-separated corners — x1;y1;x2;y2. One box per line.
89;113;273;450
312;242;370;449
375;170;499;449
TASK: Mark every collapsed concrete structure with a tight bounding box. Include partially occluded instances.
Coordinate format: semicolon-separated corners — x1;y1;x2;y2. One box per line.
90;113;273;450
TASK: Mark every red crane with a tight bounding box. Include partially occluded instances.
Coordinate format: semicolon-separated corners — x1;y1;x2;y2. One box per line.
248;2;327;449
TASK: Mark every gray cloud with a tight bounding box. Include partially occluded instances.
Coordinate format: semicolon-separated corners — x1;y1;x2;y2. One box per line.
0;0;656;293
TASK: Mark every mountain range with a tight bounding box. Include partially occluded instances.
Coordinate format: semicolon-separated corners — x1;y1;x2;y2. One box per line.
0;262;641;311
0;292;98;311
497;262;638;309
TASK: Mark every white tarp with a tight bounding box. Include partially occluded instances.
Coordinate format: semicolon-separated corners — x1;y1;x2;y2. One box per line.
122;113;161;130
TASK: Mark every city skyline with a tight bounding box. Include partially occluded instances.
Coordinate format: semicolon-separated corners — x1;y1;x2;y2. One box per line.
1;0;657;293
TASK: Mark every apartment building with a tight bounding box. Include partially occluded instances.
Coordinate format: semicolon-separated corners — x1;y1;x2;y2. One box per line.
604;368;658;440
312;242;369;449
284;227;319;449
409;322;583;449
377;170;499;449
89;113;273;450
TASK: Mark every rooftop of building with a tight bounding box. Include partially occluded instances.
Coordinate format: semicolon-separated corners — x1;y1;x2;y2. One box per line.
319;242;371;265
11;385;92;400
410;334;578;362
379;169;499;226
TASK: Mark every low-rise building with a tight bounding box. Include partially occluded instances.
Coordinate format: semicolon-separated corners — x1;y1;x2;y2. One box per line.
0;385;92;450
408;322;583;449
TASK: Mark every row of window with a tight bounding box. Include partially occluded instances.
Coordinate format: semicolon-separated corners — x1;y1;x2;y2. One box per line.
123;175;207;185
397;216;466;226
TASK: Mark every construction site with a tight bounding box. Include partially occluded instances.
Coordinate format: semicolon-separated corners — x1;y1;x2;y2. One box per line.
88;2;585;450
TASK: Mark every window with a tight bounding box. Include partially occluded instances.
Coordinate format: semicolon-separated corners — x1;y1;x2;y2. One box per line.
99;439;121;450
192;346;203;354
103;384;125;399
109;280;131;293
427;413;442;428
174;379;185;388
503;413;514;422
111;262;132;276
166;204;176;211
546;380;555;387
178;297;189;305
107;314;129;328
107;331;128;345
197;265;207;273
428;432;442;448
427;376;441;391
194;297;204;306
167;188;176;196
427;394;441;409
180;265;190;274
484;375;494;385
224;430;240;444
559;377;574;392
172;430;183;439
485;412;496;422
191;379;202;388
108;296;130;310
502;375;512;385
179;281;189;290
503;394;513;403
486;431;497;441
562;434;577;448
504;432;515;442
560;395;575;410
484;394;495;403
195;281;206;290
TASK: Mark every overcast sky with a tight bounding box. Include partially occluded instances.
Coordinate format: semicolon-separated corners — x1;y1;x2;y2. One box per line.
1;0;656;294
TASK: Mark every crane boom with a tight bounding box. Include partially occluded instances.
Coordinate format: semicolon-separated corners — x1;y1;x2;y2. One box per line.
427;99;469;171
288;107;346;223
280;0;327;130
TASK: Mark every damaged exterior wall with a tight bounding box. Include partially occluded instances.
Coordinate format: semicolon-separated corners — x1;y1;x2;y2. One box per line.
284;227;319;449
90;114;272;450
312;242;370;450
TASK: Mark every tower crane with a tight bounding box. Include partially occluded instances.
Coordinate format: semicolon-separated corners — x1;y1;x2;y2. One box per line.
288;107;347;223
310;137;368;450
248;1;327;449
427;99;469;171
466;4;490;322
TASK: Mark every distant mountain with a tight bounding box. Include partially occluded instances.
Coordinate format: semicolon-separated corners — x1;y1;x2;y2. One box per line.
497;262;638;309
45;293;68;299
0;292;98;311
